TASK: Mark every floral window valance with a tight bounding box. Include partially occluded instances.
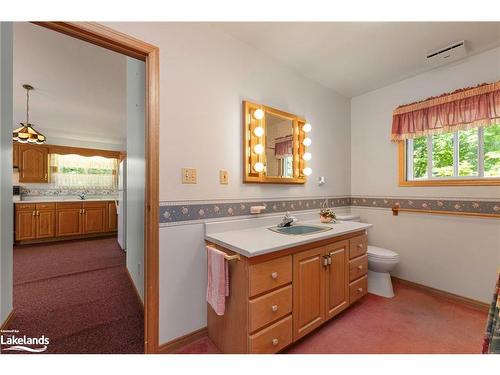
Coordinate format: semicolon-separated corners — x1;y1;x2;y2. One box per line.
391;81;500;141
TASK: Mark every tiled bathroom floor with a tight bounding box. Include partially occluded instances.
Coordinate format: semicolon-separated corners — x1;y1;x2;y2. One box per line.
174;281;488;354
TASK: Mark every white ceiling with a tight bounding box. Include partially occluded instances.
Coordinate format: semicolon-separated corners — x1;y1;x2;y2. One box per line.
211;22;500;97
13;22;126;148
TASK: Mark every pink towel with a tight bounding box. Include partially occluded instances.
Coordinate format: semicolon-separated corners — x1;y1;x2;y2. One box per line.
206;246;229;316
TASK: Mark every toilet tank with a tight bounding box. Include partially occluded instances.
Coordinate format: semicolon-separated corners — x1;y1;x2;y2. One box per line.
336;213;361;222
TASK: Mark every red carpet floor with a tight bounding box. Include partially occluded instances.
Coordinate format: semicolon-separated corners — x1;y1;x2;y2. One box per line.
174;281;488;354
5;237;144;354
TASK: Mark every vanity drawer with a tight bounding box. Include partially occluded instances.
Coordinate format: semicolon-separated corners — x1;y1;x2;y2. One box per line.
249;315;292;354
349;275;368;304
249;285;292;333
36;203;55;210
16;203;35;211
349;234;367;259
249;256;292;297
349;254;368;282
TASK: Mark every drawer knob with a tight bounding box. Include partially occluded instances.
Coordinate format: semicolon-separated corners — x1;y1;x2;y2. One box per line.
357;287;363;293
357;244;363;249
271;305;278;312
357;265;363;270
271;272;278;280
272;338;279;346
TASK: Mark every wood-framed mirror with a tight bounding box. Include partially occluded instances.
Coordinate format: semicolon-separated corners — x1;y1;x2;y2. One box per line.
243;100;311;184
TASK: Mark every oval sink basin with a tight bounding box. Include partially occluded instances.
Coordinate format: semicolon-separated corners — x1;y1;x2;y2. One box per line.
268;224;332;235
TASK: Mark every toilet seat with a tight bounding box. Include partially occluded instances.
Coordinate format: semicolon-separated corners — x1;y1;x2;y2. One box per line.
367;245;399;260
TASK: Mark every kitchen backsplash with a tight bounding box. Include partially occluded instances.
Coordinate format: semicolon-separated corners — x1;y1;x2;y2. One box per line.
21;187;118;198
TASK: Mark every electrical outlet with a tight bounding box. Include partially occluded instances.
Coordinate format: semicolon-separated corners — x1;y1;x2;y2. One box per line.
220;170;228;184
182;168;197;184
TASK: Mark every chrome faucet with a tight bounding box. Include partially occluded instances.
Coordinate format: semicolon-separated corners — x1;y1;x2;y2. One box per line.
278;211;297;227
77;192;86;200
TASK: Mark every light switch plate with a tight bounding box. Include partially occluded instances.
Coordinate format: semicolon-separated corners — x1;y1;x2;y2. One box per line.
182;168;197;184
219;170;229;184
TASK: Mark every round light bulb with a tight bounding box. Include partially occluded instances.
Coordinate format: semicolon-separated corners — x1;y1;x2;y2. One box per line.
303;137;312;146
303;152;312;161
253;109;264;120
253;144;264;154
254;162;264;173
253;126;264;137
303;167;312;176
302;123;312;133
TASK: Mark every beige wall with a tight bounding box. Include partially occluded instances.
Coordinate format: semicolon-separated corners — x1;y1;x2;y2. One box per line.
351;46;500;303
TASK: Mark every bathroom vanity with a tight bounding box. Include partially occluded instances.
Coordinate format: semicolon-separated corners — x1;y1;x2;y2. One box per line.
205;217;372;354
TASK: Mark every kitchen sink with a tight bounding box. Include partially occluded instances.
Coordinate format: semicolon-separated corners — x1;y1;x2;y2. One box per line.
268;224;332;235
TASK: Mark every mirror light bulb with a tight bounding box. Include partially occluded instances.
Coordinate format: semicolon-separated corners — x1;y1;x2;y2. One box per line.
303;137;312;146
253;109;264;120
303;152;312;161
302;123;312;133
303;167;312;176
254;162;264;173
254;144;264;154
253;126;264;137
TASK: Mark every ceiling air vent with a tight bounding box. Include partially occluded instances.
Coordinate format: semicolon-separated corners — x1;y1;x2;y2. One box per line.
426;40;467;67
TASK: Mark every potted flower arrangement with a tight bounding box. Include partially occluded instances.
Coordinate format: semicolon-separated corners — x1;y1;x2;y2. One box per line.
319;207;336;223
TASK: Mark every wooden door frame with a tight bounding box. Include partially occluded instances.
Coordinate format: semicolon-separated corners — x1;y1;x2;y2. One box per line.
31;22;160;354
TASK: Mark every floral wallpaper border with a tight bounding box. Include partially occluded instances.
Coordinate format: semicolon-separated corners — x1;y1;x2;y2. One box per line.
159;196;500;224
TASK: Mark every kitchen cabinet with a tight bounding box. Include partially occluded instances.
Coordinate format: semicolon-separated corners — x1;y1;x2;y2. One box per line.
206;230;369;354
13;142;20;168
18;144;49;183
106;201;118;232
15;203;56;241
15;200;118;244
82;202;106;234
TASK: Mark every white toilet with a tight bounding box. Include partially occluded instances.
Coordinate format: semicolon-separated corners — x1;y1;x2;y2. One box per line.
336;214;400;298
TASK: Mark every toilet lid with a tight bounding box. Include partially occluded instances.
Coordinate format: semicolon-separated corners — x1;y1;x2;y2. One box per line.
367;245;399;259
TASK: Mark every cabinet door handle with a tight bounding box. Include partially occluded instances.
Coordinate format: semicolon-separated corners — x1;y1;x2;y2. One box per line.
322;256;329;267
357;287;363;293
37;211;40;216
271;305;278;312
271;338;279;346
327;256;332;265
32;211;36;216
271;272;278;280
357;244;363;249
358;265;363;270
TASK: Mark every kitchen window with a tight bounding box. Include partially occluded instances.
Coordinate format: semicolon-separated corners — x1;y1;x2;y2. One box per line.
50;154;118;189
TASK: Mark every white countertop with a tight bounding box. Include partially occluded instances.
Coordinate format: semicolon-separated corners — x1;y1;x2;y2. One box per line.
205;214;372;258
14;197;118;204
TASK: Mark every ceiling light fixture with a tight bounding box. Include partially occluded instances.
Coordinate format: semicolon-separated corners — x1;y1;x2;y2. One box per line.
13;84;46;144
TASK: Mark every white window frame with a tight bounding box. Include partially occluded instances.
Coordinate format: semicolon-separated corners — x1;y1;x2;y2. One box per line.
406;126;492;181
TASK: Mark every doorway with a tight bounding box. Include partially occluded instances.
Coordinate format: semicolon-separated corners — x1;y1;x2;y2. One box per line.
4;22;159;354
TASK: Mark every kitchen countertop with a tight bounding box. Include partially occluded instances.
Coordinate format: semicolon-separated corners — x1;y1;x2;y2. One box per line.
14;197;118;204
205;217;372;258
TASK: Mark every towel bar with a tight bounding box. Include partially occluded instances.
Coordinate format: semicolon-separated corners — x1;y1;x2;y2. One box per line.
207;245;241;261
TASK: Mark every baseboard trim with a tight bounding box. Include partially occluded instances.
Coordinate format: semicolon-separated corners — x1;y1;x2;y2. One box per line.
125;268;144;309
392;277;490;312
0;310;15;331
158;327;208;354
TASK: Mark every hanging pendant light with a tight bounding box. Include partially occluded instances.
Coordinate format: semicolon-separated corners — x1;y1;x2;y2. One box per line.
13;84;46;144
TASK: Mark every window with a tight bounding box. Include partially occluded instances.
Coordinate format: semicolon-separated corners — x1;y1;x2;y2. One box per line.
50;154;118;189
402;124;500;185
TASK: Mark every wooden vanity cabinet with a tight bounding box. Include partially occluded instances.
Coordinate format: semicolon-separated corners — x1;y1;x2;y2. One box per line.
206;230;368;354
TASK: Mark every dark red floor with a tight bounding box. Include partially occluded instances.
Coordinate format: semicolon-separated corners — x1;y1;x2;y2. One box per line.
5;237;144;354
175;281;488;354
